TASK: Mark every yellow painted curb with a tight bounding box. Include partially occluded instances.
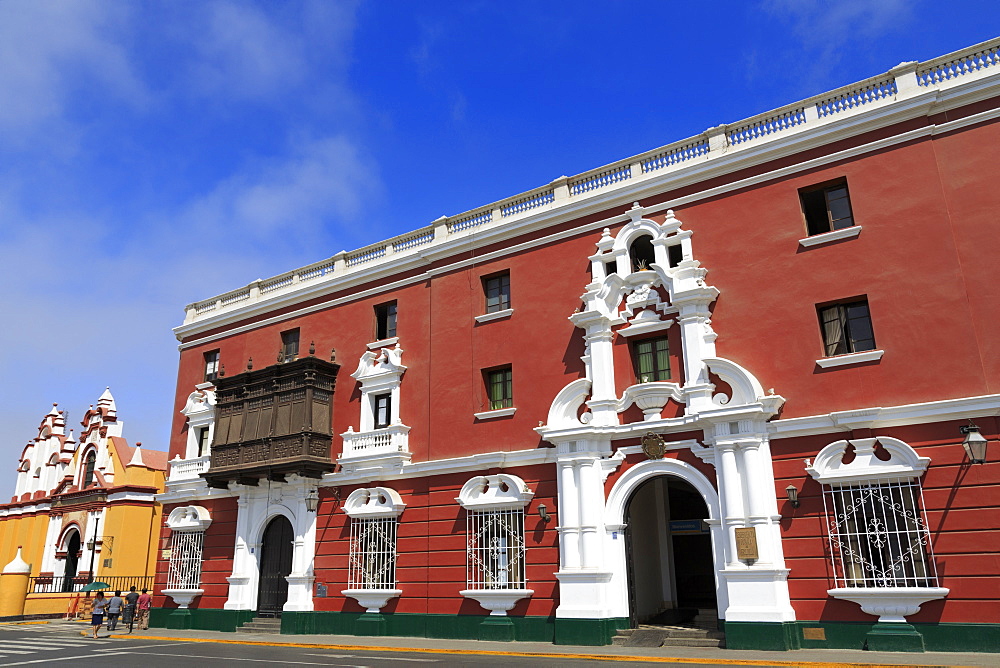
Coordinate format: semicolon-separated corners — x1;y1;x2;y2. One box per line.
0;620;51;626
109;635;968;668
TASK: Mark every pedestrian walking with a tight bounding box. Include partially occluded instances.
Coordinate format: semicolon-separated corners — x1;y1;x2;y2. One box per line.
136;587;152;631
90;592;107;639
123;586;139;633
106;590;124;631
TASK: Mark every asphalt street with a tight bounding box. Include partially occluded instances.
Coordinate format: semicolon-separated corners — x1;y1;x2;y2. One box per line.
0;622;785;668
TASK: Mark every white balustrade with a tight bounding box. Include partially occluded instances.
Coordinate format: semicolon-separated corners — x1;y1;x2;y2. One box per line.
341;425;410;460
178;38;1000;327
449;209;492;232
168;454;212;482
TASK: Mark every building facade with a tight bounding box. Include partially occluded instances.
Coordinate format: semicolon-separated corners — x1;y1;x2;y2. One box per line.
155;39;1000;653
0;390;167;619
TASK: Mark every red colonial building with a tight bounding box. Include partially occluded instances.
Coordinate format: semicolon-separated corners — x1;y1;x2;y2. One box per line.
153;39;1000;654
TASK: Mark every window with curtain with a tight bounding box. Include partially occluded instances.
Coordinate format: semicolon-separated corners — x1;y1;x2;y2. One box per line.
633;336;671;383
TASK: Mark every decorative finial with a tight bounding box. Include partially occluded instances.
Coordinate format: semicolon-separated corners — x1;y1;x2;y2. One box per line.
247;357;253;371
277;349;284;363
219;362;226;378
309;341;316;356
330;348;337;363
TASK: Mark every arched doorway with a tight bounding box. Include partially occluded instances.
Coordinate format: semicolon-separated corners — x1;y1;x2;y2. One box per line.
624;475;715;626
257;515;294;617
62;530;81;592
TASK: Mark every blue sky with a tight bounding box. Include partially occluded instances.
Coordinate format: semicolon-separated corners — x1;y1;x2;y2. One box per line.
1;0;997;495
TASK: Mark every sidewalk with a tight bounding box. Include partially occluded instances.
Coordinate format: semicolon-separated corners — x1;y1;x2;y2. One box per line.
89;623;995;667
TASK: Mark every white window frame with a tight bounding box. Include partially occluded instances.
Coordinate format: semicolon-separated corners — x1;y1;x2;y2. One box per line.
341;486;406;613
806;437;948;623
350;345;406;432
163;505;213;609
456;474;535;616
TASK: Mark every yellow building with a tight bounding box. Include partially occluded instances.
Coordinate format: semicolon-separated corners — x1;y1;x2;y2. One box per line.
0;389;167;619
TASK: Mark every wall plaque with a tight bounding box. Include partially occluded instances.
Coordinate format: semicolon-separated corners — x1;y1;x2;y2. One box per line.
802;627;826;640
734;527;759;561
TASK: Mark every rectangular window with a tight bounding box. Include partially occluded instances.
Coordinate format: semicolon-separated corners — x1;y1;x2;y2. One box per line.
822;479;938;588
375;302;397;340
166;531;205;590
801;180;855;236
196;428;211;457
203;350;220;383
486;367;513;410
373;393;392;429
466;508;526;589
348;516;398;589
280;329;300;362
482;272;511;313
818;300;876;356
633;337;671;383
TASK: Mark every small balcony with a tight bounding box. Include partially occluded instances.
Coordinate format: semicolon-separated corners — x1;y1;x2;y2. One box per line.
339;424;411;474
168;454;211;482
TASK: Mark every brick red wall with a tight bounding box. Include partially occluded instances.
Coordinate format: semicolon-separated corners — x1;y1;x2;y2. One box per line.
313;463;558;617
772;418;1000;624
155;496;238;610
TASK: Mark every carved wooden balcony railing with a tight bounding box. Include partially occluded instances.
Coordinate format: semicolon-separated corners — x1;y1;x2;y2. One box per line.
203;355;340;488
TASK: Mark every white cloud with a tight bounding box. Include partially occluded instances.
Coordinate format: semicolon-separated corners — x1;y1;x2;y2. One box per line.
184;0;360;102
760;0;914;78
0;1;147;141
185;135;382;246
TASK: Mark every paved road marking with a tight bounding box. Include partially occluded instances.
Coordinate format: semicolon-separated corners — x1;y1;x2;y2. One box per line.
0;654;129;666
93;643;180;652
303;654;437;663
0;640;91;648
120;652;368;666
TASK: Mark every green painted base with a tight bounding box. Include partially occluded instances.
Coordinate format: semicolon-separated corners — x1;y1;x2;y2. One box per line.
724;621;800;651
553;617;629;646
280;610;556;643
865;623;925;653
355;612;386;637
479;616;515;642
794;620;1000;654
150;608;1000;653
150;608;254;633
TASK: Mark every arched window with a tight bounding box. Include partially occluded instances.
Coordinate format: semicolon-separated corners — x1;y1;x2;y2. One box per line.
629;235;655;272
82;452;97;488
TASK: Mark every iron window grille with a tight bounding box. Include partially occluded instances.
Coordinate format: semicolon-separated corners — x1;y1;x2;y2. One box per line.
818;300;876;356
801;180;854;236
166;530;205;590
633;336;671;383
465;508;526;590
483;272;511;313
348;516;398;589
821;478;939;589
486;367;513;410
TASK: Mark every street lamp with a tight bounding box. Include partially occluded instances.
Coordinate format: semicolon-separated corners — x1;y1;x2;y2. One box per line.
86;517;100;584
785;485;800;508
305;487;319;513
960;424;988;464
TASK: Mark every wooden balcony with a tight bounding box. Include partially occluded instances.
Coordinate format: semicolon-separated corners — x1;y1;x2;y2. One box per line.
203;355;341;489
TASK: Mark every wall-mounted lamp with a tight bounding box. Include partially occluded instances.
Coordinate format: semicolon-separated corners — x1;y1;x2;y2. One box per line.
305;487;320;513
785;485;800;508
537;504;551;523
960;423;988;465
